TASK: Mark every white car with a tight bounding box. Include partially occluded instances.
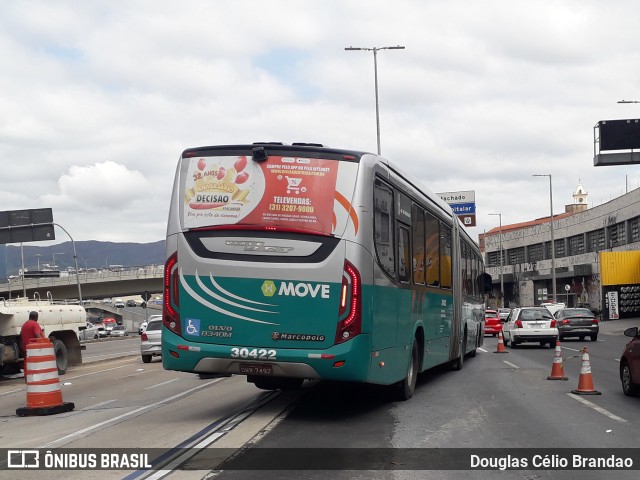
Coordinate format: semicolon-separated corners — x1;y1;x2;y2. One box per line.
502;306;558;348
139;314;161;334
113;298;126;308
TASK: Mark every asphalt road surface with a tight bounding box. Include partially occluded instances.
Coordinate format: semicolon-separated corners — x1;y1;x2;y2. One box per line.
1;322;638;480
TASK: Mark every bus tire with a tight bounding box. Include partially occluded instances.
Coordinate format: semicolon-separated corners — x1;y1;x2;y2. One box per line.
452;330;467;371
396;338;419;401
469;327;479;357
52;339;68;375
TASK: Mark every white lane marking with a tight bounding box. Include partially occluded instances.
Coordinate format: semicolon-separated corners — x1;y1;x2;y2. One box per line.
39;378;225;449
82;399;117;410
0;388;24;398
567;393;628;423
1;361;139;396
115;371;146;380
64;360;138;380
478;347;488;353
145;378;180;390
503;361;520;369
560;346;582;352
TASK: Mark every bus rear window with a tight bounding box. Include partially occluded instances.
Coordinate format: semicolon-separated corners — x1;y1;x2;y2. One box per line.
181;154;359;236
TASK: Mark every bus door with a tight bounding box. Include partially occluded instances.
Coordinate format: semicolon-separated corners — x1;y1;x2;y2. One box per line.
372;179;401;351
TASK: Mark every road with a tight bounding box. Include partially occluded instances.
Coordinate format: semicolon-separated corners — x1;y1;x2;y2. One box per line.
1;328;638;479
81;336;142;363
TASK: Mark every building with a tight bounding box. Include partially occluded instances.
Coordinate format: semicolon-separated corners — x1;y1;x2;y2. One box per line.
480;183;640;319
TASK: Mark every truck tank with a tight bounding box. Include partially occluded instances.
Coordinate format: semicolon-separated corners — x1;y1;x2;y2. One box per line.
0;296;86;375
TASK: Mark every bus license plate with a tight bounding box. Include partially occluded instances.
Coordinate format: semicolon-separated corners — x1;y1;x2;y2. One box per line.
239;364;273;375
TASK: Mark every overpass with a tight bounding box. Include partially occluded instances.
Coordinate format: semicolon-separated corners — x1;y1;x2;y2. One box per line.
0;265;163;303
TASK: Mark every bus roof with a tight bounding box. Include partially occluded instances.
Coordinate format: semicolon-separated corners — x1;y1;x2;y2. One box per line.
181;143;370;160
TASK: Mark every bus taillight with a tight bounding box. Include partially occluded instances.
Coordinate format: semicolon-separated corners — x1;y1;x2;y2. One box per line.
335;260;361;344
163;252;181;335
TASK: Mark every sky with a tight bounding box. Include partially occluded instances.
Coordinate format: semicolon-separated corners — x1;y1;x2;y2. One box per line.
1;0;640;245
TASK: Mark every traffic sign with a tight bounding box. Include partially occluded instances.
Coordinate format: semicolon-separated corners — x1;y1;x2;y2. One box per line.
0;208;55;244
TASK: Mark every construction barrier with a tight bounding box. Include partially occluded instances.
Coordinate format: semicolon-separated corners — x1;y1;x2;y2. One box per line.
571;346;601;395
494;331;508;354
547;339;568;380
16;338;75;416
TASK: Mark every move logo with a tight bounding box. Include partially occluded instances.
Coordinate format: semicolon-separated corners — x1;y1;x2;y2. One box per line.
261;280;330;299
261;280;277;297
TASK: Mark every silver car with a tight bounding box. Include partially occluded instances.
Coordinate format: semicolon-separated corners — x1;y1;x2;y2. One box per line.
110;325;129;337
141;317;163;363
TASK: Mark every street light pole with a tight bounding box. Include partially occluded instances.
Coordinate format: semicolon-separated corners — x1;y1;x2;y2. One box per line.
53;223;83;303
488;213;504;306
20;243;26;297
345;45;405;155
53;252;65;269
533;174;556;302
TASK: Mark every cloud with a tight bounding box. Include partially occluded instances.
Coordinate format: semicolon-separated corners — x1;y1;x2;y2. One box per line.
1;0;640;244
42;161;152;211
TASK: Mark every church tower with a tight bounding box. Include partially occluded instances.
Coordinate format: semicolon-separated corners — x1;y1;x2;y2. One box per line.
565;180;588;213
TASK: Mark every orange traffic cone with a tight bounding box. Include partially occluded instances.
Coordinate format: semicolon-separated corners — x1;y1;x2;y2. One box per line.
494;330;508;353
547;339;568;380
571;346;601;395
16;338;75;416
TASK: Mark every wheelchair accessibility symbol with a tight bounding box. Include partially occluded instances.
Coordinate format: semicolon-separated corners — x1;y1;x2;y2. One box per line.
185;318;200;336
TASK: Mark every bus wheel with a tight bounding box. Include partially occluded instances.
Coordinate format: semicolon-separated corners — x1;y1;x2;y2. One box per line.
469;327;479;357
452;330;467;371
250;377;303;391
396;338;419;401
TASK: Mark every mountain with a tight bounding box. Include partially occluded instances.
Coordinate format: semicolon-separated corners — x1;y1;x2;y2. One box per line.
0;240;166;280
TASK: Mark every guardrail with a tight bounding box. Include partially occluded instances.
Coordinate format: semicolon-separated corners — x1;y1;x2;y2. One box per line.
0;265;164;291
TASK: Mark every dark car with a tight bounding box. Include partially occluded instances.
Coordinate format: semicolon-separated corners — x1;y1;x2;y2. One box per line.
553;308;599;341
620;326;640;397
126;299;138;307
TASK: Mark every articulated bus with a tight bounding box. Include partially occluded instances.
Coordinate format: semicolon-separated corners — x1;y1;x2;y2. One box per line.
162;143;487;400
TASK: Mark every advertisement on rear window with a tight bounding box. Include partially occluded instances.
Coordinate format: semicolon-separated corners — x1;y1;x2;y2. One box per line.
183;155;342;234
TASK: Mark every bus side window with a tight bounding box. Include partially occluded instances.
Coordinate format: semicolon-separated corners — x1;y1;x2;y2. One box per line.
467;245;474;294
440;222;452;289
461;241;468;294
412;204;425;285
472;253;479;297
374;182;395;276
398;227;411;283
425;210;440;287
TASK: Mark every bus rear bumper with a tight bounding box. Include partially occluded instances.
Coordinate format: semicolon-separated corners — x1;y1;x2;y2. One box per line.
162;329;371;382
194;357;320;378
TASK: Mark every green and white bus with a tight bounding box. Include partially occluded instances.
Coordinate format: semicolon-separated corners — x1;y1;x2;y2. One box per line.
162;143;486;400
